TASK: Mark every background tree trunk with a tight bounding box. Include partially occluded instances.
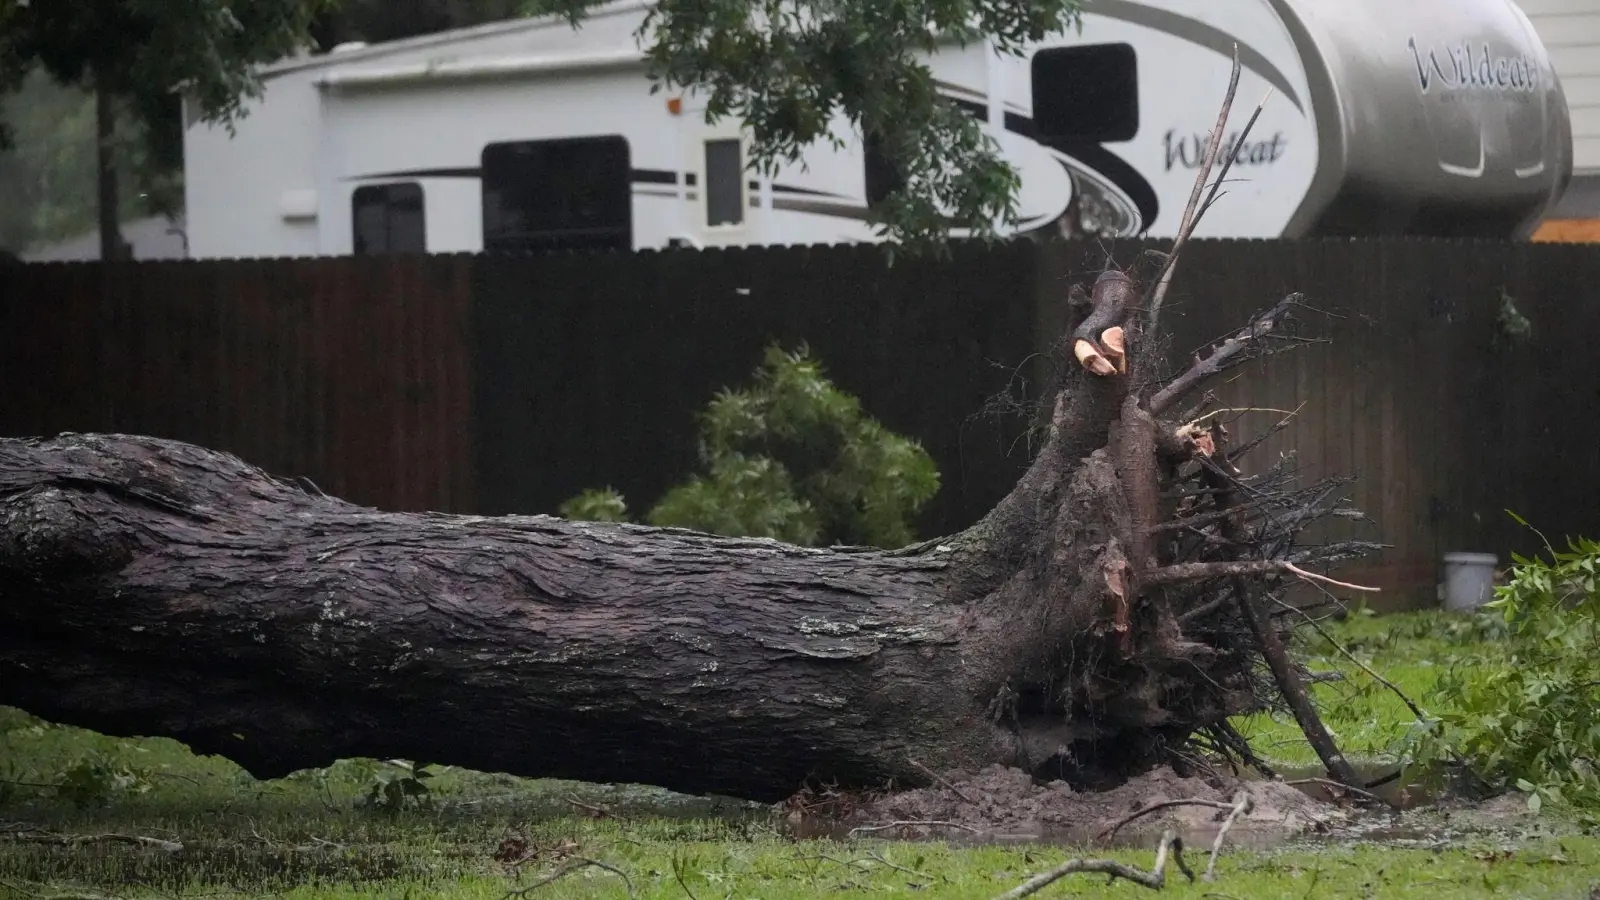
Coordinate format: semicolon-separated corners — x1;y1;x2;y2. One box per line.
93;82;126;262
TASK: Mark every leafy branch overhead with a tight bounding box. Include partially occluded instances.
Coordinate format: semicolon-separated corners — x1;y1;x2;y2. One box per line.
532;0;1086;250
0;0;337;134
560;343;940;549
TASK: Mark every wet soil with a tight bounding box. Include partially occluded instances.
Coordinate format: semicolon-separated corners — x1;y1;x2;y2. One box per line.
795;764;1333;845
789;763;1555;852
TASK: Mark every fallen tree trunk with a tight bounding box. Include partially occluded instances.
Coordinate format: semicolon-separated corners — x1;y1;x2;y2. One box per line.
0;270;1369;802
0;76;1379;800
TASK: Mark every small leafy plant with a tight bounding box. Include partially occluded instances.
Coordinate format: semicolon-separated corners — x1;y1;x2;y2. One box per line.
355;759;437;813
1413;516;1600;819
561;344;940;549
282;757;444;813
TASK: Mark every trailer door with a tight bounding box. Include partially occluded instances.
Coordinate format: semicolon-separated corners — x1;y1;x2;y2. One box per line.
687;113;764;247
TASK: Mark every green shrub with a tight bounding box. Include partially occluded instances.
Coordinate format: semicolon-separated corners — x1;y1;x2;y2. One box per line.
560;343;940;549
1413;520;1600;819
558;487;631;523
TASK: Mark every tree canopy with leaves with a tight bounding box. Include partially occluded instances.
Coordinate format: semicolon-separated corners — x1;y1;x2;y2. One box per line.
614;0;1086;248
0;0;335;135
0;0;337;255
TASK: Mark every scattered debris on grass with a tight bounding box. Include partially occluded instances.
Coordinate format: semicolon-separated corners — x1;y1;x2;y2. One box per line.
839;764;1338;844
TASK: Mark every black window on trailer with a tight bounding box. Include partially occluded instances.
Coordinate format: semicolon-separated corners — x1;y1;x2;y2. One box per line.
481;135;633;253
704;138;745;227
352;182;426;254
1030;42;1140;143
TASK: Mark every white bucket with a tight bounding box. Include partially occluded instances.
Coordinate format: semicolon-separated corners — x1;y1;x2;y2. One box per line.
1441;552;1499;612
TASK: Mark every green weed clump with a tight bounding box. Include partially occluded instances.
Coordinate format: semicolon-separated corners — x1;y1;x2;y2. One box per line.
1412;523;1600;821
560;343;940;549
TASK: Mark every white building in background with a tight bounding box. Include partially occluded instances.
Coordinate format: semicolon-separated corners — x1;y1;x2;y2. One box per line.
1517;0;1600;237
19;215;188;262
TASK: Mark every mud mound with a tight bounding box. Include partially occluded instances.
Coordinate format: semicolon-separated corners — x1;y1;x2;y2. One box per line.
848;765;1340;842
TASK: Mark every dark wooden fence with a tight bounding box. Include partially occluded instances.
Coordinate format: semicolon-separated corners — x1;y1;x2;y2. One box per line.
4;237;1597;609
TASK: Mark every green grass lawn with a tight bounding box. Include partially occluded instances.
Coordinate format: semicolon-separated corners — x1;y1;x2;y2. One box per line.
4;610;1599;899
1230;606;1498;770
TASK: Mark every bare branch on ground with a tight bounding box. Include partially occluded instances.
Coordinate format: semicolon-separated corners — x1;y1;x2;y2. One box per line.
846;820;984;838
503;857;635;899
992;829;1195;898
1203;792;1253;881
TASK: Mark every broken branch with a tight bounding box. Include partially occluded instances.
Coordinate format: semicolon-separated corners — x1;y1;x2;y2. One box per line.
1268;593;1431;725
846;820;984;838
1202;792;1253;881
909;759;979;805
1283;777;1386;805
504;857;635;899
0;828;182;853
1191;437;1365;791
1145;561;1379;593
1196;88;1276;223
1146;44;1242;337
993;829;1194;898
1147;293;1302;416
1096;799;1238;841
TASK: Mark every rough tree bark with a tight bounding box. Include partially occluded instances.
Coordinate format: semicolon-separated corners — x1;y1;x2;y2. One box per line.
0;265;1370;803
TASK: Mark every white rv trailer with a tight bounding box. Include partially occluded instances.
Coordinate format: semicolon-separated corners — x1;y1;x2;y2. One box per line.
180;0;1573;258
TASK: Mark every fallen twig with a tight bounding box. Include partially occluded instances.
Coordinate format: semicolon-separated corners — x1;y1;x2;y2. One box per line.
0;827;182;853
846;820;983;838
504;856;635;899
865;850;933;881
798;850;934;883
1203;792;1253;881
1097;799;1237;841
1284;777;1385;805
993;828;1194;898
565;795;616;819
908;758;979;805
0;878;120;900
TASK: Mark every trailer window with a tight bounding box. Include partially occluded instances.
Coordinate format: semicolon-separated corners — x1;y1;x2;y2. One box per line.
704;139;745;227
352;182;426;254
1031;43;1139;143
481;135;632;253
863;131;905;209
